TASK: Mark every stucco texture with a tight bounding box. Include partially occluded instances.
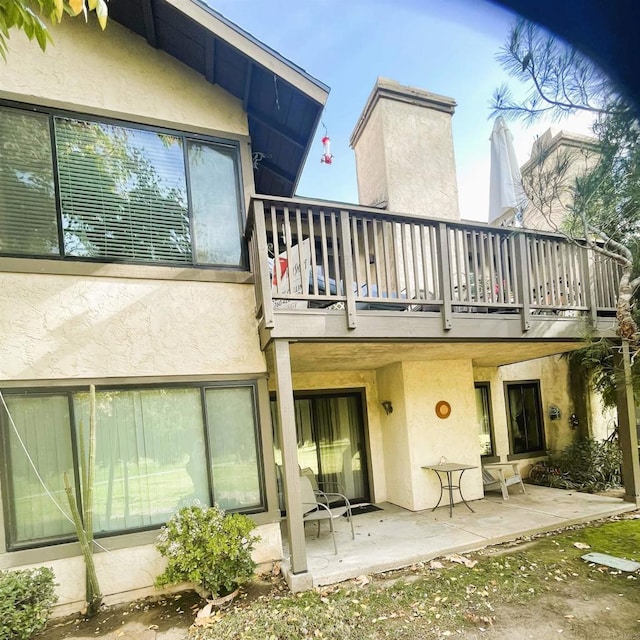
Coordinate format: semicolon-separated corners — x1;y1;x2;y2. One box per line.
0;18;247;137
0;273;265;380
397;360;482;510
474;355;577;476
353;92;460;219
353;104;389;209
16;522;281;614
381;99;460;219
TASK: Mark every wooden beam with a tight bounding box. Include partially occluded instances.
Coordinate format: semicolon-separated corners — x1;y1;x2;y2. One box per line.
515;234;531;331
205;36;216;84
339;211;357;329
243;61;253;112
247;108;307;150
257;158;297;186
262;311;592;343
253;200;275;328
271;340;308;574
141;0;158;48
614;341;640;506
436;223;452;330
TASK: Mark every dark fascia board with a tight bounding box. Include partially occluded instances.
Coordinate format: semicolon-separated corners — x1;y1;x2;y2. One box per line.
111;0;329;197
167;0;329;105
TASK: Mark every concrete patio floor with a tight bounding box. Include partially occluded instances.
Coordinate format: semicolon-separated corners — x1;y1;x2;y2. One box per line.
282;485;636;589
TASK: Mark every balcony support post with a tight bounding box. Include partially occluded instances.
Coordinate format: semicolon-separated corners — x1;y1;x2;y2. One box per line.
436;223;452;330
271;339;309;575
614;341;640;506
253;200;275;329
339;210;357;329
515;234;531;332
581;244;598;325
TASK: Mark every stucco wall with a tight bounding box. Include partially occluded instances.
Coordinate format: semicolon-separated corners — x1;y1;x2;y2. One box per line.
377;363;412;507
375;360;482;511
0;19;247;137
380;99;460;219
588;386;617;440
15;522;281;616
0;16;274;608
520;131;598;233
0;273;265;380
401;360;482;510
474;355;578;476
353;103;389;209
352;82;460;219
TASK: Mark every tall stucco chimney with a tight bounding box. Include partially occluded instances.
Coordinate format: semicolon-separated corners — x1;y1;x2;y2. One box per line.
350;77;460;220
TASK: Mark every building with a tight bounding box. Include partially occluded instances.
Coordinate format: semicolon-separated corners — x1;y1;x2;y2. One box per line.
0;0;636;611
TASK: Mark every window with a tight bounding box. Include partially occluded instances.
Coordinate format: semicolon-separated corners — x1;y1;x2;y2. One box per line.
474;383;495;458
0;109;59;256
0;383;263;549
506;381;545;456
0;104;245;268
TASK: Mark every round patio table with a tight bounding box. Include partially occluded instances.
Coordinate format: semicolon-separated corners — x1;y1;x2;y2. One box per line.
422;463;477;517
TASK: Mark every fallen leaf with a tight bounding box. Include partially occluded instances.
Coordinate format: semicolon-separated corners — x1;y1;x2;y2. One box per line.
573;542;591;550
430;560;445;570
197;603;214;619
446;554;477;568
354;574;370;587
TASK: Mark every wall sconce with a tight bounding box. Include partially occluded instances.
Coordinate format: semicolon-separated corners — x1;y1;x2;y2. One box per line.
548;405;562;421
381;401;393;415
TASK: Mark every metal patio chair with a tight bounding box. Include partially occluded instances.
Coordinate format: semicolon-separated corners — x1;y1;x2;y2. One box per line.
300;474;354;554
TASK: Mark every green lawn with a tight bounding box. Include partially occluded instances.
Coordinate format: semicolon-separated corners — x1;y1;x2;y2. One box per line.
189;516;640;640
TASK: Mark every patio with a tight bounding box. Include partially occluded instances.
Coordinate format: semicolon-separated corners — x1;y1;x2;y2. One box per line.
281;485;635;589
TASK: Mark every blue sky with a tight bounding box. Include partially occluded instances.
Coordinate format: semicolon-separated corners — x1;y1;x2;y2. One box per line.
212;0;593;221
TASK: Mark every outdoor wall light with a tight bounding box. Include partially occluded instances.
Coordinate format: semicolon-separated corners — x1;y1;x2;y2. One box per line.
381;400;393;415
548;405;562;420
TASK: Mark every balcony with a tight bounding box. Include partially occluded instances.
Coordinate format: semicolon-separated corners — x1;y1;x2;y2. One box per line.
247;195;620;348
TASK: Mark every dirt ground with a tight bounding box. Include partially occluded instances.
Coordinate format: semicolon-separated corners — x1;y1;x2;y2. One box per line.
37;571;640;640
459;588;640;640
37;580;277;640
37;520;640;640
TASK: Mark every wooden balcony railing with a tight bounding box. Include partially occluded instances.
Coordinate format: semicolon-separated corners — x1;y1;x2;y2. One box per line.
246;195;621;332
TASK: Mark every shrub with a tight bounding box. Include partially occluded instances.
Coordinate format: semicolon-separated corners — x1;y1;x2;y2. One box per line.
155;503;259;598
529;437;622;492
0;567;57;640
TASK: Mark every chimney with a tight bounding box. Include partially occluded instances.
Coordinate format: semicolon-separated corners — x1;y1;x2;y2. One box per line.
350;78;460;220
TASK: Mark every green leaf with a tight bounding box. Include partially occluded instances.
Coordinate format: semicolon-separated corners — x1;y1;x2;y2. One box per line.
35;25;49;51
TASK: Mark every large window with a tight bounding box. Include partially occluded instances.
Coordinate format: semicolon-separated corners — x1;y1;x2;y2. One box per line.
0;104;245;268
474;383;495;458
506;381;545;456
0;383;263;549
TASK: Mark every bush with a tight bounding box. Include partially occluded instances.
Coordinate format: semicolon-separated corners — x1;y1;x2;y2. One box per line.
529;437;622;492
0;567;57;640
155;503;259;598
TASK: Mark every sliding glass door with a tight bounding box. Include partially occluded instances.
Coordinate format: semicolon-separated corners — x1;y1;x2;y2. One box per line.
272;392;369;506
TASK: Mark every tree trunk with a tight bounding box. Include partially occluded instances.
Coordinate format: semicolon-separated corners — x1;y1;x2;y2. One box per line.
616;266;639;353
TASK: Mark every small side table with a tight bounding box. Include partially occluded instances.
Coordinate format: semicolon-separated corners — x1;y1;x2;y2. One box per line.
422;463;477;517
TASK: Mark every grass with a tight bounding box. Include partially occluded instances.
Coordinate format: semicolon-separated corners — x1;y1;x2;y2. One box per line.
189;516;640;640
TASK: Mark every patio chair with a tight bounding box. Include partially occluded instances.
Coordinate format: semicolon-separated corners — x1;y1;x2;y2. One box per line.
300;475;354;554
300;466;349;509
482;463;526;500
